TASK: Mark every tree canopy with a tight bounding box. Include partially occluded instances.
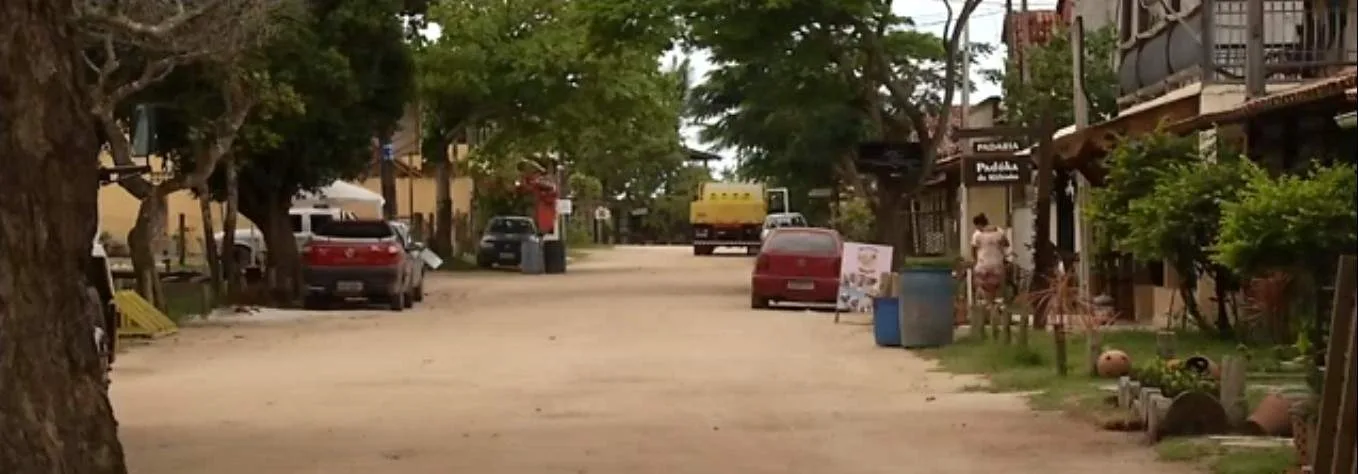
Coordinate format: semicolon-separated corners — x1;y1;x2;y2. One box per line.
418;0;687;196
981;24;1118;130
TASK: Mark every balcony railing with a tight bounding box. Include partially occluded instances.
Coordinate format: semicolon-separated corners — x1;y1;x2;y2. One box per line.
1209;0;1357;81
1117;0;1357;104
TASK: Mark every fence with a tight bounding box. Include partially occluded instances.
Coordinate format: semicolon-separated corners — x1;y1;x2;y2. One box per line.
1310;254;1356;474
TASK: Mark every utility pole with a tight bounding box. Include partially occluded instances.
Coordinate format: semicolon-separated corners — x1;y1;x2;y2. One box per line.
1244;0;1265;98
959;15;975;316
1071;15;1094;305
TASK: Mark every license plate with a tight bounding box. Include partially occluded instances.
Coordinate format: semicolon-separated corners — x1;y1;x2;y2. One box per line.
787;280;815;290
499;252;514;259
336;281;363;293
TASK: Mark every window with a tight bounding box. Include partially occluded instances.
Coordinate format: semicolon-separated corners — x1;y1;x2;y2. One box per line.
488;218;536;234
765;231;839;256
289;215;304;233
314;221;395;239
310;214;335;233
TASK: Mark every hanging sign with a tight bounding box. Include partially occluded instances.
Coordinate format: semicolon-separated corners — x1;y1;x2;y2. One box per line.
963;157;1031;186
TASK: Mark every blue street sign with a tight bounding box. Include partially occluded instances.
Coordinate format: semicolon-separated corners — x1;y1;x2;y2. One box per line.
381;143;394;161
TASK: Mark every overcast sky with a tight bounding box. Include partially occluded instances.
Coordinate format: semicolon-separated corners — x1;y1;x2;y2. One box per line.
673;0;1061;170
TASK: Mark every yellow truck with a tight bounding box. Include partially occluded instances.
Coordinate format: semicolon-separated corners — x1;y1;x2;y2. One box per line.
689;182;767;255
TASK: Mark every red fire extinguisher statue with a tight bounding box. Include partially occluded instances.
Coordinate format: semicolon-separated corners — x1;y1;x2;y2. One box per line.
517;162;559;235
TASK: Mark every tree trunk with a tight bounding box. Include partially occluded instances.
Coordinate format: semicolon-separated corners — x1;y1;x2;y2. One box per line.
0;0;128;470
221;161;241;299
872;174;907;264
241;193;302;305
199;184;222;304
127;192;170;308
433;138;454;257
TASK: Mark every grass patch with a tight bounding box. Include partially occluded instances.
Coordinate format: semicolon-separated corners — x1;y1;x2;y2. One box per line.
915;329;1282;421
1156;438;1297;474
161;281;212;322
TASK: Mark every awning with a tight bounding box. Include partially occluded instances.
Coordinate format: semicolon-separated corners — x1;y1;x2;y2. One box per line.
294;180;386;214
1172;71;1358;130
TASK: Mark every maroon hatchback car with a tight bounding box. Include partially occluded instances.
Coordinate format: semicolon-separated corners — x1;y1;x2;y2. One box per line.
750;227;843;309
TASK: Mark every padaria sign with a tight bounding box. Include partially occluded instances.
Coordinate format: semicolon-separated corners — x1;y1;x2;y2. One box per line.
971;140;1023;154
963;157;1031;186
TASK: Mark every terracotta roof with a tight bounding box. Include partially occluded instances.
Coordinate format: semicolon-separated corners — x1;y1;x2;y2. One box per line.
1002;10;1061;49
1175;71;1358;129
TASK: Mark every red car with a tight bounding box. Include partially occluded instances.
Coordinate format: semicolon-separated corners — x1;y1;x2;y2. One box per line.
301;220;423;311
750;227;843;309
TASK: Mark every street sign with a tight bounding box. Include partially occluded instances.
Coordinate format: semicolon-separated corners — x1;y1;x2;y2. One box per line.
594;206;611;221
381;143;394;161
808;188;833;198
556;198;573;215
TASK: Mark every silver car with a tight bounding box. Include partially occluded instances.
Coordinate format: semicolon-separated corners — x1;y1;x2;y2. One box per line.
760;212;809;241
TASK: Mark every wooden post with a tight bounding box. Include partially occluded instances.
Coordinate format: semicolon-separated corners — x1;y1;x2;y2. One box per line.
1156;331;1177;359
1219;355;1249;428
1054;315;1069;376
1002;302;1013;344
1311;255;1356;473
1087;330;1103;377
177;213;187;267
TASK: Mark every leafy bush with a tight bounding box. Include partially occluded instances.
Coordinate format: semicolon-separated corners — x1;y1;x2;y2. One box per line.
831;197;873;243
1129;358;1221;398
1214;162;1357;275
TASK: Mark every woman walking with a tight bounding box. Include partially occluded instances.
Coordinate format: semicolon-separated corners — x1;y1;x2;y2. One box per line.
969;213;1010;302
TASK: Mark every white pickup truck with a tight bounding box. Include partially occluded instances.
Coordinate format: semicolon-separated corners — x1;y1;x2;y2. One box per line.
214;206;357;269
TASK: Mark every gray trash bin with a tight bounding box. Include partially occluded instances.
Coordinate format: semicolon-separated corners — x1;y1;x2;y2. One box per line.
898;268;956;348
519;238;545;274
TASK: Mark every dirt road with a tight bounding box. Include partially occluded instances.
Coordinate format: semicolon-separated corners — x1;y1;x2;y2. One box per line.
112;246;1189;474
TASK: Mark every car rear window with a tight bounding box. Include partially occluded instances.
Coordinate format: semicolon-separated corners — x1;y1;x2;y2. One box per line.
489;218;535;234
765;231;838;255
314;221;394;239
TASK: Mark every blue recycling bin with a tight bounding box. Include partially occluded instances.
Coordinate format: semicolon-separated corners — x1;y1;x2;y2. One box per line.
872;297;902;347
898;268;956;348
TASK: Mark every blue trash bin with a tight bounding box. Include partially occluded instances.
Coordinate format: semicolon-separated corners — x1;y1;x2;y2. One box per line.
872;297;902;347
898;268;956;348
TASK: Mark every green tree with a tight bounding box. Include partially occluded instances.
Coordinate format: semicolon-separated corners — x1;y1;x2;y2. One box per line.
981;24;1119;129
1121;155;1253;336
669;0;990;253
418;0;687;253
219;0;415;303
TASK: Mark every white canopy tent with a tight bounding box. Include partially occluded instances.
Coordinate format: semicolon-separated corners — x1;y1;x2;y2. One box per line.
293;180;385;215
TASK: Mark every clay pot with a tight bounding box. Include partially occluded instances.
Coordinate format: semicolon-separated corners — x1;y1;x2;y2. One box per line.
1183;355;1221;380
1244;392;1294;436
1097;349;1132;378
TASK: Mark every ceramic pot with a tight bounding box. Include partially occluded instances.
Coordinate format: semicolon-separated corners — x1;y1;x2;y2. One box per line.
1097;350;1132;378
1244;392;1294;436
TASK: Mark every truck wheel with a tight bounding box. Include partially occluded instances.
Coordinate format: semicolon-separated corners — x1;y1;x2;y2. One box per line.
388;292;406;312
693;245;713;256
477;257;493;269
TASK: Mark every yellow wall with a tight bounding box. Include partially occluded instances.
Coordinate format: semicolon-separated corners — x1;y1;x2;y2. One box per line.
966;186;1010;228
97;147;476;260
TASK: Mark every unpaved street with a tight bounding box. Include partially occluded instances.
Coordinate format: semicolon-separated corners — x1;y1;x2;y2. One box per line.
112;246;1189;474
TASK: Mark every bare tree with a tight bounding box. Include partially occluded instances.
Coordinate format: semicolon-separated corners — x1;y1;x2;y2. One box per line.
74;0;281;305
